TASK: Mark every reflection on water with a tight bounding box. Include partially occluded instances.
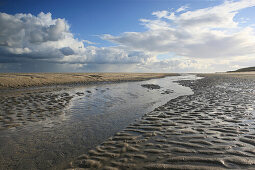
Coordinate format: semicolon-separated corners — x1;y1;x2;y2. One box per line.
0;75;200;169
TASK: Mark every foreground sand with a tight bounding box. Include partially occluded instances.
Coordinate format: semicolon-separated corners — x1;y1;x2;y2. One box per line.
0;73;178;89
2;72;255;169
69;73;255;169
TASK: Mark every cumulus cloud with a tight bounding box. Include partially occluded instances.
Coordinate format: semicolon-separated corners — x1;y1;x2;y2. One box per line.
60;47;75;56
60;46;154;64
0;12;152;72
0;12;81;60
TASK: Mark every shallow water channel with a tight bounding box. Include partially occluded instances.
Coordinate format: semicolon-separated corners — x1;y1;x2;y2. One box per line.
0;75;200;169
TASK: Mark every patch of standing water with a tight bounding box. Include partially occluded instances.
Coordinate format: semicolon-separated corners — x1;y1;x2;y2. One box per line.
0;75;201;170
68;74;201;118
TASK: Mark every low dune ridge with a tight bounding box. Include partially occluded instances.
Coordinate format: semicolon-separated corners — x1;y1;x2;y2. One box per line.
228;66;255;72
198;72;255;80
0;73;178;89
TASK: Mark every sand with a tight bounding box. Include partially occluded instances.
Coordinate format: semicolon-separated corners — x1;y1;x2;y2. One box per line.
2;72;255;169
0;73;178;89
69;73;255;170
0;90;73;130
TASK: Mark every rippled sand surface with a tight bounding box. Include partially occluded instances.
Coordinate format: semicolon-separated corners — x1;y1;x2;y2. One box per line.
0;90;73;130
70;75;255;170
0;75;194;169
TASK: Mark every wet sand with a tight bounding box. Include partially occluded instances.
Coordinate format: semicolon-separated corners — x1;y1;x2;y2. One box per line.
70;73;255;170
0;89;73;130
0;74;191;170
0;73;177;89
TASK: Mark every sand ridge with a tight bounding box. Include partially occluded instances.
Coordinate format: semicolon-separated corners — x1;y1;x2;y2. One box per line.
0;73;178;89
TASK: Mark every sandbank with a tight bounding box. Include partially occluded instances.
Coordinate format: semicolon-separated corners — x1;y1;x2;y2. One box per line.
0;73;178;89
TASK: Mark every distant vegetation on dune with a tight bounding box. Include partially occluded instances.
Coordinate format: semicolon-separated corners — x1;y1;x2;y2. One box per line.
228;67;255;72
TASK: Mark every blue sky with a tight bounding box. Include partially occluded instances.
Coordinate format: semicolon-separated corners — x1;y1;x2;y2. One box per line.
1;0;225;47
0;0;255;72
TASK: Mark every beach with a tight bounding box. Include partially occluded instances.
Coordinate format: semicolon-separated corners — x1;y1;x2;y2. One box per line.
1;73;255;169
0;73;185;169
69;73;255;169
2;0;255;169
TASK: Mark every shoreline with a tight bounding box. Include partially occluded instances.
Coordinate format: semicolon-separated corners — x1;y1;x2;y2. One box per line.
0;73;179;90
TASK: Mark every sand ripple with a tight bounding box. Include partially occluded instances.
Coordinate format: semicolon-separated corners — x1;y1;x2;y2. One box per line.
70;75;255;169
0;90;73;129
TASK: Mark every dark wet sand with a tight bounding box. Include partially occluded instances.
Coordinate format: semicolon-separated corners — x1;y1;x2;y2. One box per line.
69;74;255;170
0;89;73;130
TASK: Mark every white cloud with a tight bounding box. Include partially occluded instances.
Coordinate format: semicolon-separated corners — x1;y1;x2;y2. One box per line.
152;10;169;19
102;0;255;72
176;5;189;13
83;40;98;45
173;0;255;29
0;12;152;71
152;11;175;20
60;46;153;64
0;12;81;59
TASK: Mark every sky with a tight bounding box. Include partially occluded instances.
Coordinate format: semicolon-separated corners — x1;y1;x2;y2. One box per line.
0;0;255;73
